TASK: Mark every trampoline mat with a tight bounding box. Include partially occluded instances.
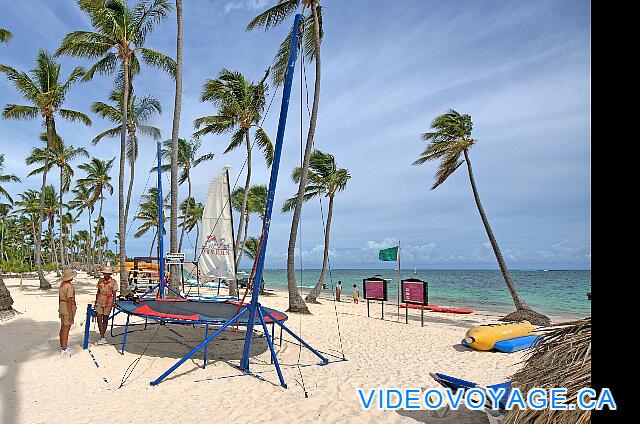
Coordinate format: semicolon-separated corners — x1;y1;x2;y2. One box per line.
115;299;288;324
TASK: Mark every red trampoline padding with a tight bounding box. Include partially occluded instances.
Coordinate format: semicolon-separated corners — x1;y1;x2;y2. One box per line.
133;304;199;320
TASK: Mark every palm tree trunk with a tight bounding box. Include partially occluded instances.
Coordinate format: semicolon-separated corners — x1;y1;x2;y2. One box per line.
87;205;94;274
235;210;250;269
0;273;13;312
168;0;183;296
285;6;322;314
49;218;60;276
124;149;135;229
178;175;191;251
59;167;66;268
35;117;54;290
118;58;130;293
93;195;104;274
193;221;199;262
231;132;252;297
463;149;529;311
149;229;157;259
305;194;333;303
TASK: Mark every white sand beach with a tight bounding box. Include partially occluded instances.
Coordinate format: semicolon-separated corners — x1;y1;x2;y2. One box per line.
0;272;551;424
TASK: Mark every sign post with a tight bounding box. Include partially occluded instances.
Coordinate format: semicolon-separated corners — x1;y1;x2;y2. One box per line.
401;278;429;326
363;277;388;319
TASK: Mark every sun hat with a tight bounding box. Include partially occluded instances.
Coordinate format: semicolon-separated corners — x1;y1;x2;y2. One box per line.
101;265;117;274
58;268;77;282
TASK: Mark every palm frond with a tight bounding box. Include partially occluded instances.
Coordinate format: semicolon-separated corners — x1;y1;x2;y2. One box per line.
139;48;176;78
254;127;273;166
2;104;39;120
59;109;92;126
247;0;299;31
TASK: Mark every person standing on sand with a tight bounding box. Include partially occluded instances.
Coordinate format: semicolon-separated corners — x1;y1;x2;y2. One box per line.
352;284;359;304
336;281;342;302
58;268;77;355
94;266;118;345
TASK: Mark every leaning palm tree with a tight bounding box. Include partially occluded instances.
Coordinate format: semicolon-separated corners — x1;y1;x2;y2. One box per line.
194;69;273;296
155;138;214;251
57;0;176;289
78;158;115;275
283;150;350;304
1;50;90;289
91;86;161;224
49;136;89;267
413;109;550;326
248;0;324;314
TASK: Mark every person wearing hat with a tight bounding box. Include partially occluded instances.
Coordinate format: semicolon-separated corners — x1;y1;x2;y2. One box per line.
94;265;118;345
58;268;77;355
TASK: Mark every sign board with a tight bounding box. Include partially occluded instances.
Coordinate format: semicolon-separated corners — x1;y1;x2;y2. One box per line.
363;277;388;301
401;278;428;305
165;252;185;265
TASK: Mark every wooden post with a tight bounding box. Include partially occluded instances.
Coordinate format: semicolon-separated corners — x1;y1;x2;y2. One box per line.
20;272;23;291
396;242;401;321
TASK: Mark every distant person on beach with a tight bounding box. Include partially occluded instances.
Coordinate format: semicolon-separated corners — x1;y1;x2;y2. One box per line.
94;266;118;345
352;285;359;304
58;268;77;355
336;281;342;302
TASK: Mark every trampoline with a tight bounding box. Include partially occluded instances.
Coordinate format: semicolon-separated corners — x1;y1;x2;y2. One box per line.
115;299;288;325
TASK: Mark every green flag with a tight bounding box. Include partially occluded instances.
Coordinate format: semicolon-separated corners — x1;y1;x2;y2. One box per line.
379;246;399;261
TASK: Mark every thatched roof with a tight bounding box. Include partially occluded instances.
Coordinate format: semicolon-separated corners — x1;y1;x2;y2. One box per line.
503;318;591;424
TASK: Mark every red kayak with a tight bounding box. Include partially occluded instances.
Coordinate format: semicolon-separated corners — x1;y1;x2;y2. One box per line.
400;303;473;314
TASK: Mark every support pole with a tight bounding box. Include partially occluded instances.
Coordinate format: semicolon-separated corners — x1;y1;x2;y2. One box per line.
397;242;401;321
257;304;286;388
83;304;93;349
157;141;166;298
240;13;302;371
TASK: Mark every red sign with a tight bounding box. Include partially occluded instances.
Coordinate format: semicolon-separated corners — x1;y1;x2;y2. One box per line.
363;279;387;301
402;279;428;305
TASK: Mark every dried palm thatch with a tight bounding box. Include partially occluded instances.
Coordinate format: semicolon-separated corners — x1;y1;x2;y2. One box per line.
500;309;551;326
503;318;591;424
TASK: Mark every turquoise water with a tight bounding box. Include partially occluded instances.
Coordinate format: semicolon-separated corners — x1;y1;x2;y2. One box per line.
251;269;591;319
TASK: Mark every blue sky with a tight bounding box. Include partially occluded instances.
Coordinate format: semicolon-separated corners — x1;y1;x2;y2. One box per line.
0;0;591;270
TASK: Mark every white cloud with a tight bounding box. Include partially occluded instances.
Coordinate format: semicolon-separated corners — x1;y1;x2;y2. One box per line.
223;0;269;14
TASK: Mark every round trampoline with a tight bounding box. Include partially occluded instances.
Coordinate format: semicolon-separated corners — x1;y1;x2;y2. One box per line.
115;298;288;325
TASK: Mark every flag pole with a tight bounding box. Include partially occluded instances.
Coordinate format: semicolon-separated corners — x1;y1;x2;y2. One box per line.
397;241;401;321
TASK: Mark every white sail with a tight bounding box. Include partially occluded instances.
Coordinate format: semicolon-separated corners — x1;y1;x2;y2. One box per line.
198;167;236;280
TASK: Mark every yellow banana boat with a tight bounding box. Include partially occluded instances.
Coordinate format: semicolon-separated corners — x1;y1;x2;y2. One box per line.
463;321;535;351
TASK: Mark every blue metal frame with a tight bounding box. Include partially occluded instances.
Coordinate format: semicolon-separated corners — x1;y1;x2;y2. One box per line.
156;141;166;298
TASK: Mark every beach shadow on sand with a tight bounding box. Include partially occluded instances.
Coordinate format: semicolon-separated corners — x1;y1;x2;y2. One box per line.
89;317;280;385
396;406;490;423
0;317;61;424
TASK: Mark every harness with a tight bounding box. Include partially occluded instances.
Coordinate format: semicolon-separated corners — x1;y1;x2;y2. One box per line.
97;278;116;308
59;281;76;306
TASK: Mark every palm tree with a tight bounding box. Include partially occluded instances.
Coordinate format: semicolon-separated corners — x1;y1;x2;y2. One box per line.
0;28;12;43
169;0;184;292
249;0;324;314
50;138;89;267
91;87;161;225
134;187;168;258
282;150;349;303
78;158;114;274
57;0;176;289
69;184;96;272
180;198;203;261
232;185;267;269
155;138;214;251
0;154;19;312
413;109;550;326
42;185;60;273
1;50;90;289
194;69;273;296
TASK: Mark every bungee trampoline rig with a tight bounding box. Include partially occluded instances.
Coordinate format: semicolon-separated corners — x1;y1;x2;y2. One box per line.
82;14;333;387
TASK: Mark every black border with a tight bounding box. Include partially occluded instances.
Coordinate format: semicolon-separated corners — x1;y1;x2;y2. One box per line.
363;277;387;301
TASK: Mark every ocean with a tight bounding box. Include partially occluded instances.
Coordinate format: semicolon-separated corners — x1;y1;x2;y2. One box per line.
251;269;591;319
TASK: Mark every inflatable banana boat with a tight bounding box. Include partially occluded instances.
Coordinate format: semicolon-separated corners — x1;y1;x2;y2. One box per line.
462;321;535;351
